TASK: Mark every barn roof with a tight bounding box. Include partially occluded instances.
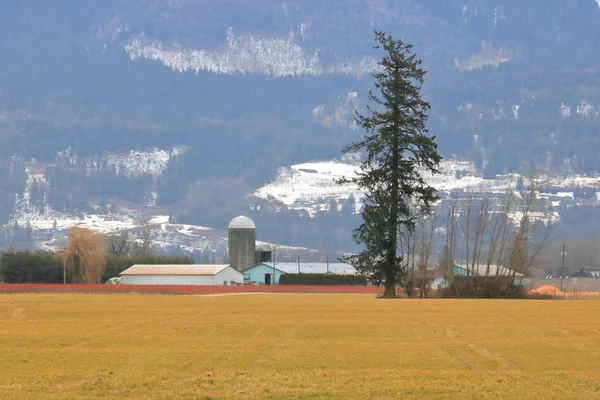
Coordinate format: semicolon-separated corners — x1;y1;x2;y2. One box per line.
454;264;524;277
120;264;230;276
260;262;357;275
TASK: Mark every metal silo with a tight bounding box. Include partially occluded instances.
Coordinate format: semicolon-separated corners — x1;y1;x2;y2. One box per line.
228;216;256;271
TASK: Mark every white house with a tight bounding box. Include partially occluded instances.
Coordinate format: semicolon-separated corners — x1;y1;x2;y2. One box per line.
120;264;244;285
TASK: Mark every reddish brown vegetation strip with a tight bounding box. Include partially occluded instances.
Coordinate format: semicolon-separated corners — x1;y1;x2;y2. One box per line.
0;284;383;295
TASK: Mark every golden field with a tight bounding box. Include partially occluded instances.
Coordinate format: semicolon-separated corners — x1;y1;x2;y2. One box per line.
1;294;599;400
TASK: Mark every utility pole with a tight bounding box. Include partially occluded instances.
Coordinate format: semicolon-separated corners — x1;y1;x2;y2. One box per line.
326;253;330;274
297;252;300;273
272;245;276;285
560;244;566;292
63;249;66;284
57;248;67;284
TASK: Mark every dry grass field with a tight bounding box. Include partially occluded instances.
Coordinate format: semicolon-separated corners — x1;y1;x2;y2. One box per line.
1;294;599;399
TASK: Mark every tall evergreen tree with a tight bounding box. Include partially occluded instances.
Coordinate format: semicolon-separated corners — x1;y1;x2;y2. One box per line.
340;31;442;298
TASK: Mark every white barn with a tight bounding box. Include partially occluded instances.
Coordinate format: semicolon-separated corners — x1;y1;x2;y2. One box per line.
120;264;244;286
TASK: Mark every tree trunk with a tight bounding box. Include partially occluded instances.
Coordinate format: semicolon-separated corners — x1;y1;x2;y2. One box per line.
384;120;400;299
383;268;397;298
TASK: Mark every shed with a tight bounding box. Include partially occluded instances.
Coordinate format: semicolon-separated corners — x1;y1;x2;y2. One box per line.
120;264;243;286
242;263;286;285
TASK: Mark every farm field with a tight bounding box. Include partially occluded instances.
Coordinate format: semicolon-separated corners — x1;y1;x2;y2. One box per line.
1;294;599;399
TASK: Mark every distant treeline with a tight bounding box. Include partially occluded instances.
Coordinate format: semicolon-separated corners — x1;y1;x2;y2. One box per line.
0;250;192;284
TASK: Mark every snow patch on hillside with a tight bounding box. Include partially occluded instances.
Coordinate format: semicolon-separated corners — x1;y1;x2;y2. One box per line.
104;146;187;177
312;92;360;129
16;213;154;233
56;146;78;167
254;161;363;215
576;101;597;117
255;155;600;228
559;101;598;118
457;42;511;71
254;159;519;215
125;29;376;78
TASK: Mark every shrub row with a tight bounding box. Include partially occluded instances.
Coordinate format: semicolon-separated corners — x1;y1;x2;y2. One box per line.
0;251;63;284
0;251;193;284
279;273;367;286
442;276;526;299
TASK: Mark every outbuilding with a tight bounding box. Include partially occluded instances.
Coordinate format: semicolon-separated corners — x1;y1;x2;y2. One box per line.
242;262;357;285
120;264;244;285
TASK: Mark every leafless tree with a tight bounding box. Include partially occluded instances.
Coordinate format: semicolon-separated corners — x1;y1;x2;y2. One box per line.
444;198;459;274
483;192;512;277
133;224;158;256
107;231;135;256
507;177;554;281
417;211;436;297
397;219;414;297
471;199;489;273
464;195;473;275
494;191;515;276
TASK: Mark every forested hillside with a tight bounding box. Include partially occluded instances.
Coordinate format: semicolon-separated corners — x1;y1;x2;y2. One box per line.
1;1;599;245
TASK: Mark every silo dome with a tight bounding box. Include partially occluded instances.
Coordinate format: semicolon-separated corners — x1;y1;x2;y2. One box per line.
229;215;256;230
228;216;256;271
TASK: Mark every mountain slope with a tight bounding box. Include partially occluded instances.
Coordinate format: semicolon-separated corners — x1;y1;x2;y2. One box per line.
1;0;600;240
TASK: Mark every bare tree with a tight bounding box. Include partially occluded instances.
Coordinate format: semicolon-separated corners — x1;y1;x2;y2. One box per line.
418;211;436;297
410;218;417;297
133;224;158;256
471;199;489;273
67;226;107;283
444;198;459;275
107;231;135;256
494;191;515;276
507;177;554;281
484;192;514;277
464;195;473;275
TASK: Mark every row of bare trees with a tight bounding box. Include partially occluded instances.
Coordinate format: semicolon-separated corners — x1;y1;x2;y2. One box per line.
399;178;554;297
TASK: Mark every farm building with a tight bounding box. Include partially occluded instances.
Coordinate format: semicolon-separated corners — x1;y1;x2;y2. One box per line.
451;265;530;286
242;262;357;285
120;264;244;285
453;265;524;278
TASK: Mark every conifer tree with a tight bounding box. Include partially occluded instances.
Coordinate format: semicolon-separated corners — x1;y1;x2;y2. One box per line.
340;31;442;298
